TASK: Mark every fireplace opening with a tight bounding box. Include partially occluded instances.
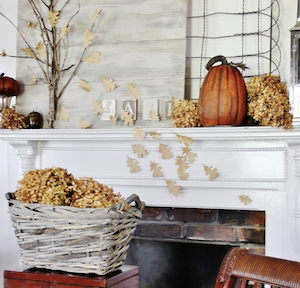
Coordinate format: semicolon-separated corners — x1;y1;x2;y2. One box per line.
125;206;265;288
125;239;233;288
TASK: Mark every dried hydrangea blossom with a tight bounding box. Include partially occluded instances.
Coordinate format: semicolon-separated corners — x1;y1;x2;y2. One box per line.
0;107;27;130
16;167;75;205
70;177;123;208
246;74;293;130
170;99;201;128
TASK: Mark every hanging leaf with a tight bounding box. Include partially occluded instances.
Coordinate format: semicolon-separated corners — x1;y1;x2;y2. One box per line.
177;169;189;180
48;11;59;28
203;165;219;181
60;23;70;38
175;156;190;171
83;29;95;48
58;105;70;122
133;127;146;141
165;179;181;196
149;131;161;141
150;111;160;122
176;134;194;146
172;96;181;106
128;83;142;99
27;21;35;29
159;144;173;159
132;144;148;158
80;79;92;91
122;110;134;126
84;51;100;64
1;49;7;57
32;76;37;85
150;162;164;178
101;77;116;92
81;118;92;129
93;100;104;115
239;195;252;205
182;147;197;163
110;116;118;125
35;42;46;59
21;47;34;57
92;9;100;22
127;156;141;173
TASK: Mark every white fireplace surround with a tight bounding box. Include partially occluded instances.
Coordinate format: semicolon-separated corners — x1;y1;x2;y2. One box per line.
1;126;300;262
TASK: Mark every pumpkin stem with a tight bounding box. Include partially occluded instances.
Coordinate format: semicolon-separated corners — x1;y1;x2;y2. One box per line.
206;55;228;70
0;73;4;77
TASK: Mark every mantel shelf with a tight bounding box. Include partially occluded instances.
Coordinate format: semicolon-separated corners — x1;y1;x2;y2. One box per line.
0;126;300;142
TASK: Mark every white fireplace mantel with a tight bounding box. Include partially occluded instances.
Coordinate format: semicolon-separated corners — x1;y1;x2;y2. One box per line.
1;125;300;262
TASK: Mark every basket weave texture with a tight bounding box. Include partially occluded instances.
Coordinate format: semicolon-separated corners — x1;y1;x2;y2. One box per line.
7;193;144;275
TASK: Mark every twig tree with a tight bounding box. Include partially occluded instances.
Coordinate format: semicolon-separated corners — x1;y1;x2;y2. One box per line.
0;0;101;128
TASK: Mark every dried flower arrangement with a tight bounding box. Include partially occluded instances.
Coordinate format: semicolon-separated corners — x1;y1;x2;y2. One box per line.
16;167;123;208
170;99;201;128
0;107;27;129
246;74;293;130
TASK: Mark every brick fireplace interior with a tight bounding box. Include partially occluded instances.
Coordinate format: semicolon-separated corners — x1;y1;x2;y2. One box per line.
125;206;265;288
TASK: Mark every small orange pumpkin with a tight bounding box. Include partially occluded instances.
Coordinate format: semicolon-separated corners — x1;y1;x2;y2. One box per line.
198;55;247;127
0;73;19;96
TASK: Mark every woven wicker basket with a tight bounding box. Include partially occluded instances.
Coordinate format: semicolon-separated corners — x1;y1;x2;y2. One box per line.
6;193;144;275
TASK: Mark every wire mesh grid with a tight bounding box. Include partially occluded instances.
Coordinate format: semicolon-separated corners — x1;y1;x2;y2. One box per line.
185;0;281;100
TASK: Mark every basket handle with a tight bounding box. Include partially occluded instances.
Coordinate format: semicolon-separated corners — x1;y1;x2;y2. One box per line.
114;194;145;212
5;192;16;200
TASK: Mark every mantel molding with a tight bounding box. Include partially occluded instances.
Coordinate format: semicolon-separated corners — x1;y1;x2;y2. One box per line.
0;126;300;143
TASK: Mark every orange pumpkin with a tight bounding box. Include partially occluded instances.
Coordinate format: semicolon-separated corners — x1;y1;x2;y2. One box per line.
198;55;247;127
0;73;19;96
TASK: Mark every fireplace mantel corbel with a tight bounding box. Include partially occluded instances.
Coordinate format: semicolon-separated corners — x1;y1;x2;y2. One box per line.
8;140;37;174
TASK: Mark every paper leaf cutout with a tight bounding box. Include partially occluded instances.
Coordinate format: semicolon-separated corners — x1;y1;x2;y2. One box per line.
128;83;142;99
150;111;160;122
48;11;59;28
176;156;190;171
58;105;70;122
93;100;104;115
83;29;95;48
93;9;100;22
172;96;181;106
150;162;164;178
239;195;252;205
32;76;37;85
101;77;116;92
178;169;189;180
85;51;100;64
81;118;92;129
133;127;146;141
36;42;46;59
203;165;219;181
149;131;161;141
122;110;134;126
27;21;35;29
182;147;197;164
165;179;181;197
127;156;141;173
21;47;34;57
60;23;70;38
110;116;118;125
80;79;92;91
132;144;148;158
176;134;194;146
159;144;173;159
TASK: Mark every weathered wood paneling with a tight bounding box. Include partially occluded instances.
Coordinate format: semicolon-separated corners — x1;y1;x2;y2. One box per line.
15;0;187;128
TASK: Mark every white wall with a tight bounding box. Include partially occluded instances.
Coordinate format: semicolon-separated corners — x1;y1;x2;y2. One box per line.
0;0;298;287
